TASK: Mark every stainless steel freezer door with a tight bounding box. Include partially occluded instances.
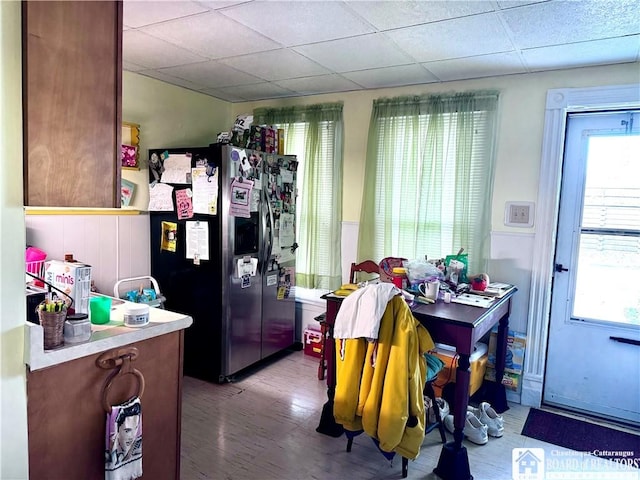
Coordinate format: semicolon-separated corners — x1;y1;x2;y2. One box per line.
225;255;263;376
261;259;295;359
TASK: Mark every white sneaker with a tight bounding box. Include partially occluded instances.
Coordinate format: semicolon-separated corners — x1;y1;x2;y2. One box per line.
426;397;450;425
443;411;488;445
467;402;504;437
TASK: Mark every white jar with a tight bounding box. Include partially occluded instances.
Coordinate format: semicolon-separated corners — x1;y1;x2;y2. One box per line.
123;303;149;327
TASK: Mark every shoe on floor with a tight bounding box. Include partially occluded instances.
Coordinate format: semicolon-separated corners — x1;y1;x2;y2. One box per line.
426;397;450;425
443;411;488;445
467;402;504;437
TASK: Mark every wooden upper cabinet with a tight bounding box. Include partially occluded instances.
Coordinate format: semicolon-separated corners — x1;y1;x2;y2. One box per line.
22;1;123;208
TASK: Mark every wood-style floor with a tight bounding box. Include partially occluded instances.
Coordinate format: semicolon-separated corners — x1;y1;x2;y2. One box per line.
178;351;611;480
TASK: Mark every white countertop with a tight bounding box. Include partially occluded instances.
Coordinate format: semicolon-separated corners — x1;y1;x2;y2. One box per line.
25;296;193;371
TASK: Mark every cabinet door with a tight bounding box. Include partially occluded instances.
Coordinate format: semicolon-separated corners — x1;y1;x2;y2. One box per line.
23;1;122;208
27;332;184;480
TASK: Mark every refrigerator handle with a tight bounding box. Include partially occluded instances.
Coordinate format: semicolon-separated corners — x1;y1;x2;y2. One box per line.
264;183;275;274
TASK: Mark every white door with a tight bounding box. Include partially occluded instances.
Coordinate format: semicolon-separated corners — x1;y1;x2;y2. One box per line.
544;110;640;425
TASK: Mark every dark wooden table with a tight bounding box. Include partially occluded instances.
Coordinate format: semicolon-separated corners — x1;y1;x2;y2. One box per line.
316;289;516;480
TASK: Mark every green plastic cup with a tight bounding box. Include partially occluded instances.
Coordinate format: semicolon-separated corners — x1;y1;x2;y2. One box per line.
90;296;112;325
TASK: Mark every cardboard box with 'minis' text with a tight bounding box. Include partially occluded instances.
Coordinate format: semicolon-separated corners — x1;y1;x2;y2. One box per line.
43;260;92;314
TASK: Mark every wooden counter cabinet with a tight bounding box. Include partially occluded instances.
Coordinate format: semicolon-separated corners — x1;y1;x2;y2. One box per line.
27;331;185;480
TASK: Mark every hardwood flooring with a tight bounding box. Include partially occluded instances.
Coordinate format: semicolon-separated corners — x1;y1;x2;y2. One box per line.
179;351;630;480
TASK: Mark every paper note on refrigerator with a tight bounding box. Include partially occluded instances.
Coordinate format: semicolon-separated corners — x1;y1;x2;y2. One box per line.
160;154;191;184
279;212;295;247
175;189;194;220
185;221;209;261
148;182;174;211
191;167;218;215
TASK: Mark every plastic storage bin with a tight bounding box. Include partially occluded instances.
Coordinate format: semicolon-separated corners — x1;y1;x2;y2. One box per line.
303;327;323;358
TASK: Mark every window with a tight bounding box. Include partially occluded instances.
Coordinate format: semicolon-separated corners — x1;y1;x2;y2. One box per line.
358;92;499;275
254;104;344;290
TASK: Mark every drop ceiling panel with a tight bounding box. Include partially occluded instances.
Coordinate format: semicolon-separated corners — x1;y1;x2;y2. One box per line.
522;36;640;71
219;1;376;46
159;61;264;88
342;64;439;89
139;11;280;59
219;49;330;81
123;31;208;69
501;0;640;49
386;12;515;62
216;82;297;102
275;74;363;96
424;52;527;81
121;0;640;102
347;0;496;30
293;33;415;72
138;69;209;91
123;0;209;28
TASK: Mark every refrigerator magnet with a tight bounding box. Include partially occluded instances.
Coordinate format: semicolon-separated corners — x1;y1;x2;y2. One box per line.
241;275;251;289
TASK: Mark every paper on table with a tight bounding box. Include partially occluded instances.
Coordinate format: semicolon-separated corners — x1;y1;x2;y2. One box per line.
191;167;218;215
185;221;209;261
160;154;191;184
148;183;174;211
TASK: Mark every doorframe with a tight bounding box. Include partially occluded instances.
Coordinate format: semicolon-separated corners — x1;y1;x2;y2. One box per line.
521;83;640;408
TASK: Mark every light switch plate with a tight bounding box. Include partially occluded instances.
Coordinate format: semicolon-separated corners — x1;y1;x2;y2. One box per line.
504;201;535;227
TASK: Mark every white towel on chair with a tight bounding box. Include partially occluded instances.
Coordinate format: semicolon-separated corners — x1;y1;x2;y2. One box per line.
105;397;143;480
333;283;401;339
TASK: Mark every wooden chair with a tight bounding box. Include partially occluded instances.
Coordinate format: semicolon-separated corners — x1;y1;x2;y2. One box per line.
349;260;381;284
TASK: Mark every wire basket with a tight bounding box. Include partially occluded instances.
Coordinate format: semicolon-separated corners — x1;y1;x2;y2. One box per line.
39;308;66;350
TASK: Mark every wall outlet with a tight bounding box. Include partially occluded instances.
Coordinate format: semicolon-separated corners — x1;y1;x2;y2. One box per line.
505;202;534;227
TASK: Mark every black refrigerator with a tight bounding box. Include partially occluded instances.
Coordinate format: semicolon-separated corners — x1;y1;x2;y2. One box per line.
148;143;298;383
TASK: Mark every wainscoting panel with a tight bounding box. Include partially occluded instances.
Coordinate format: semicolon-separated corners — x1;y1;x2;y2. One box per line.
25;213;151;296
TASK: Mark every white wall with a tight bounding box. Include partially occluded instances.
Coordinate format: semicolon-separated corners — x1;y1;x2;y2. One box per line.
0;1;29;477
121;72;231;210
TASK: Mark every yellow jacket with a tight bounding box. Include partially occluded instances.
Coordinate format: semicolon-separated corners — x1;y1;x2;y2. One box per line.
333;295;435;459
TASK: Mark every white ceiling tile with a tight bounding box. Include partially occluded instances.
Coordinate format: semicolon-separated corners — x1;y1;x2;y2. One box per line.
347;1;495;31
159;61;263;88
123;1;209;28
198;87;248;103
123;31;208;69
496;0;548;9
137;70;208;91
218;49;330;81
501;0;640;49
274;74;362;96
423;52;527;81
386;12;515;62
123;60;147;72
342;64;439;89
217;83;298;102
140;11;279;59
521;36;640;72
219;1;375;46
294;33;414;72
196;1;251;10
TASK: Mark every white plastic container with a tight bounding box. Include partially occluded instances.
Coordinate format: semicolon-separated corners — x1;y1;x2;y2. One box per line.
123;303;149;327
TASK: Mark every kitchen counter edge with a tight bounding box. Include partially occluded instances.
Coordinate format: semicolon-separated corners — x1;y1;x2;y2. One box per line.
25;306;193;371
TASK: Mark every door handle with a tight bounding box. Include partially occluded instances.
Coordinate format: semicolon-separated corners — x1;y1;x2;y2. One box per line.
610;336;640;346
554;263;568;272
